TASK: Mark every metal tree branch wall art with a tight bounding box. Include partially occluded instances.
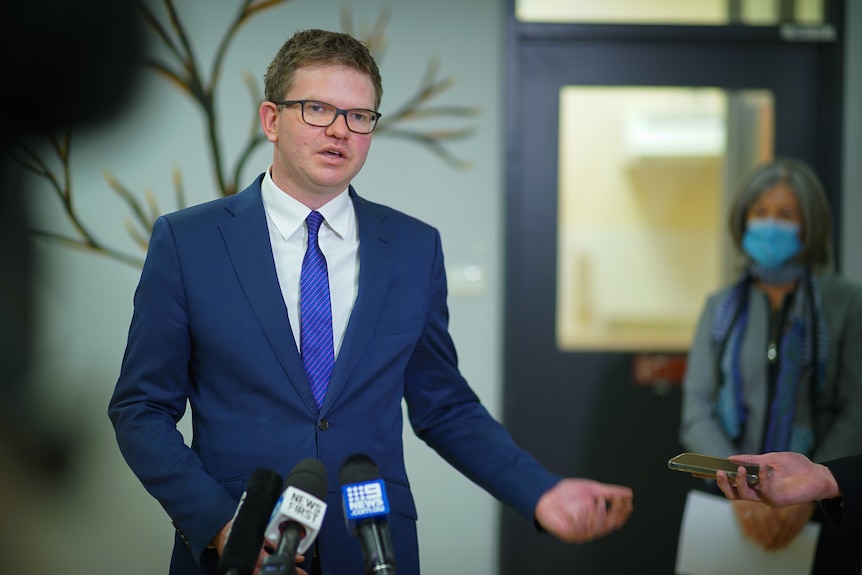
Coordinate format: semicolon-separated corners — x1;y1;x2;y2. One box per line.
16;0;479;269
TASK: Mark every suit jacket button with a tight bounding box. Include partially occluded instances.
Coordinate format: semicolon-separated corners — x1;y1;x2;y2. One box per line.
318;418;330;431
172;521;192;551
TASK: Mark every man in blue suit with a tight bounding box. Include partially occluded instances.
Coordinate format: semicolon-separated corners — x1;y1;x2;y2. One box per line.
108;28;634;575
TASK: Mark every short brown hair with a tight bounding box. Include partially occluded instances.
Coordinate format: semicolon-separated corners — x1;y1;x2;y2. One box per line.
263;29;383;110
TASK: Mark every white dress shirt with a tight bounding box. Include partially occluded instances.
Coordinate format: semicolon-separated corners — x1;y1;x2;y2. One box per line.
261;167;359;358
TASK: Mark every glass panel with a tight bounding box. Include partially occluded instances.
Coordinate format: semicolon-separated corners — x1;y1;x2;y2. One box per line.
556;86;773;351
516;0;824;25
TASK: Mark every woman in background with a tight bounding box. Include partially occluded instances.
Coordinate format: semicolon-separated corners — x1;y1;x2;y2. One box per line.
679;157;862;573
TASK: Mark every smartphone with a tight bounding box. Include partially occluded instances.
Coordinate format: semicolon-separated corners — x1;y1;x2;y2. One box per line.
668;452;759;485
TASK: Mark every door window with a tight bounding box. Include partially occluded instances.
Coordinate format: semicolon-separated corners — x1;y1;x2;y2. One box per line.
556;86;774;350
516;0;824;25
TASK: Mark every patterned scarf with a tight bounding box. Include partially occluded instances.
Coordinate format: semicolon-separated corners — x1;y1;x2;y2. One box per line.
712;266;829;455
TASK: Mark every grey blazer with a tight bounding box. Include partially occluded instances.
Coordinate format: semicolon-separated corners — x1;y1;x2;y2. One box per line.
680;273;862;463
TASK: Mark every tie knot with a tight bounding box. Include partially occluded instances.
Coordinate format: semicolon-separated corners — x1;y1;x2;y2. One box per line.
306;211;324;237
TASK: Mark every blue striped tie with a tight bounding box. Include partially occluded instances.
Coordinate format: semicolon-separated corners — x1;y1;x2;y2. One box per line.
300;211;334;409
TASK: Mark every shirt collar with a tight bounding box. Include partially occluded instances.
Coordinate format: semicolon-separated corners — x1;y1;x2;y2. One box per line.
261;166;352;241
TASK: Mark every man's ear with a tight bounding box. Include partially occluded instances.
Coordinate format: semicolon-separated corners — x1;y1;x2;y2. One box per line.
259;101;279;142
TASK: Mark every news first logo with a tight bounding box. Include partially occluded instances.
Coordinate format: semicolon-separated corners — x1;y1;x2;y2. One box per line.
264;486;327;554
342;479;390;520
283;487;326;526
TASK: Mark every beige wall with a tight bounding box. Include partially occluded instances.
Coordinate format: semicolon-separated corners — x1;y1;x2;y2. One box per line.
14;1;504;574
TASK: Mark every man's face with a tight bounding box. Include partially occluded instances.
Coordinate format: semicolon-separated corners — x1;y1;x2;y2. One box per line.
260;63;377;207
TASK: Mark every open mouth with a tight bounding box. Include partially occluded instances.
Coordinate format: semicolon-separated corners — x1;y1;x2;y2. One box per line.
322;148;344;158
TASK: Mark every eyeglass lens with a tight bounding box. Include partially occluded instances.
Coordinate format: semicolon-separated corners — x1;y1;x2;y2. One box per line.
302;101;377;133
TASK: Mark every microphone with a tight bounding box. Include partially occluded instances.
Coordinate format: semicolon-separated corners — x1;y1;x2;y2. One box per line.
217;468;285;575
261;458;329;574
339;453;397;575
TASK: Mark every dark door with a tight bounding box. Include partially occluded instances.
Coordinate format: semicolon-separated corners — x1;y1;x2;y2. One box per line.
501;11;844;575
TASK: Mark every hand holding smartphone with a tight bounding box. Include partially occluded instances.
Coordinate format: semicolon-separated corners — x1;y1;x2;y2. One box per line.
668;452;759;485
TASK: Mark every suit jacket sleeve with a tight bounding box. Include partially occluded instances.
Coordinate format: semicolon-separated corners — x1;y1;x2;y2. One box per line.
107;215;237;562
821;454;862;528
401;227;561;520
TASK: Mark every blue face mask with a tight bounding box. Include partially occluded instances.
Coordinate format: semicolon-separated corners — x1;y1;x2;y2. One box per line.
742;218;802;269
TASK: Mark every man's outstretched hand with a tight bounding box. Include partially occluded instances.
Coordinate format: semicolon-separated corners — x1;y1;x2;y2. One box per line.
535;478;634;543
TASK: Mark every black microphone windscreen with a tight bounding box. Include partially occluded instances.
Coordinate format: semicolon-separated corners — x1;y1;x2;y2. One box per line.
339;453;381;485
285;458;328;500
217;467;284;575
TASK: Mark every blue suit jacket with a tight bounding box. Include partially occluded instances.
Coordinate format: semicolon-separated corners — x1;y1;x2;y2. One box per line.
108;175;560;574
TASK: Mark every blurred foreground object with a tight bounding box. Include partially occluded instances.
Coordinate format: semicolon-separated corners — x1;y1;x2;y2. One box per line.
0;0;146;479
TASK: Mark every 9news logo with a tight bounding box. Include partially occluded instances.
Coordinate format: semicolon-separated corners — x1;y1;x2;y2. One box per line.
343;479;389;519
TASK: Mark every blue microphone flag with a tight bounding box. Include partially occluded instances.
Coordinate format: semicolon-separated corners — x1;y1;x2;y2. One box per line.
342;478;390;521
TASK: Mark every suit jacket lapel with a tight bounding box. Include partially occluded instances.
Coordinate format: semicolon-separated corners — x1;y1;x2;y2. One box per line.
220;177;318;413
321;188;393;413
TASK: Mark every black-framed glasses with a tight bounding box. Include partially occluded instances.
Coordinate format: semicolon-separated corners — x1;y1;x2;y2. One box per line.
273;99;382;134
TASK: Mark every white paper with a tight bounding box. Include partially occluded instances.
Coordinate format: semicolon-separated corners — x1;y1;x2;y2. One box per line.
675;489;821;575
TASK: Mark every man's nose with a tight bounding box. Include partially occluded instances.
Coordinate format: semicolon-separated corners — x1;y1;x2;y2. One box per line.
325;111;351;137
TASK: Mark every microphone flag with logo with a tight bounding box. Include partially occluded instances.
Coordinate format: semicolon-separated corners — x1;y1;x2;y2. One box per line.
261;458;328;574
